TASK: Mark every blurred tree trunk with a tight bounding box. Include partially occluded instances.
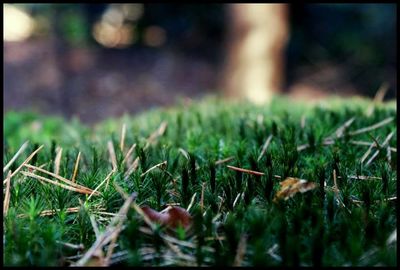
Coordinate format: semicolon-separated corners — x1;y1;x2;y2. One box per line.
51;6;74;118
222;4;289;104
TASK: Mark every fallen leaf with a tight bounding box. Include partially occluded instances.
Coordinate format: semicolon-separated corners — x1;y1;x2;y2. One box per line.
273;177;317;202
141;205;192;230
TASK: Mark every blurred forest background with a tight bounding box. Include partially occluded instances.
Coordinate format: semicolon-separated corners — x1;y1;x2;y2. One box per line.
3;3;397;124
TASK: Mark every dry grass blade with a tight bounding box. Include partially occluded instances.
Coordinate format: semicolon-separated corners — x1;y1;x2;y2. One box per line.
71;151;81;183
24;164;97;194
144;121;168;150
140;161;167;177
233;234;247;266
4;144;44;184
3;140;29;173
215;156;235;165
227;165;265;176
21;171;94;195
54;147;63;175
74;192;137;266
3;171;12;215
107;141;118;171
366;82;389;117
349;117;394;136
87;170;115;201
365;131;394;166
120;123;126;152
257;134;273;162
121;143;136;167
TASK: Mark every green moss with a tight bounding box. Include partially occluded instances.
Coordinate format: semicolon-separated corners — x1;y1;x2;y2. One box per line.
3;95;397;266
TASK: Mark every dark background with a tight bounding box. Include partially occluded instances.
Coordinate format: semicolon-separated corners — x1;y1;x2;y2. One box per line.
3;4;397;123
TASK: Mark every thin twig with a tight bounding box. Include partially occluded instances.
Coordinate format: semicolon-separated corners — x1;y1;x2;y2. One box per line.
3;140;29;173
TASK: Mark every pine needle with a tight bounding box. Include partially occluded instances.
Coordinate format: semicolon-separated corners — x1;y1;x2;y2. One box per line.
88;170;115;201
71;151;81;183
349;117;394;136
215;156;235;165
108;141;118;172
140;161;167;177
54;147;63;175
366;82;389;117
21;171;94;195
144;121;168;150
121;143;136;167
365;131;394;166
3;171;12;215
74;192;137;266
4;144;44;184
233;234;247;266
227;165;265;176
120;123;126;152
24;164;96;194
124;157;139;180
257;134;273;162
3;140;29;173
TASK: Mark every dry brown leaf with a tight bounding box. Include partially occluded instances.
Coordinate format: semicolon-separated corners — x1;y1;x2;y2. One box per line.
273;177;317;202
141;205;192;230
